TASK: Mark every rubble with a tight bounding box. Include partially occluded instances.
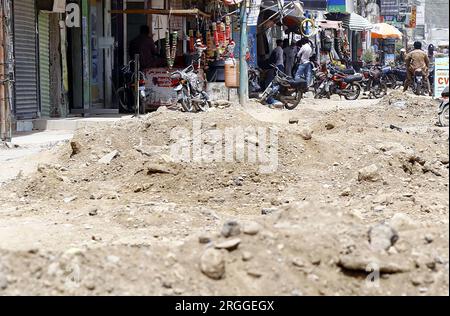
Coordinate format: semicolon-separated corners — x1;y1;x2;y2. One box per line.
200;249;225;280
0;94;448;295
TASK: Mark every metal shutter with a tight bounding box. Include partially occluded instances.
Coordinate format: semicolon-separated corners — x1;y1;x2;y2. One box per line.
38;12;50;118
13;0;39;120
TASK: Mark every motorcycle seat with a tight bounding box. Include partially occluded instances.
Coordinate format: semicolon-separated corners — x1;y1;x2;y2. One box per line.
341;68;356;75
344;74;363;83
288;78;308;89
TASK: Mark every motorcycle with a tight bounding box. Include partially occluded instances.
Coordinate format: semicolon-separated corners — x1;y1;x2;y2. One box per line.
170;42;210;113
314;64;363;101
260;65;308;110
116;60;147;113
248;67;262;98
412;68;429;96
439;86;449;127
360;65;388;99
381;65;400;90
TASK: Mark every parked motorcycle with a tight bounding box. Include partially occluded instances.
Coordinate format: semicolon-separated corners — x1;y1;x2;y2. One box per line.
260;65;308;110
116;60;147;114
314;64;363;101
360;65;387;99
249;67;262;98
439;86;449;127
170;42;210;113
381;65;400;90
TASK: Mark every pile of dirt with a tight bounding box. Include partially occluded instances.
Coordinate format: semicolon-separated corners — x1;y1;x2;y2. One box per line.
0;97;448;295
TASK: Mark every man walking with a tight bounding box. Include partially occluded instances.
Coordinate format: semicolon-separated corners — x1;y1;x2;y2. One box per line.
404;41;431;95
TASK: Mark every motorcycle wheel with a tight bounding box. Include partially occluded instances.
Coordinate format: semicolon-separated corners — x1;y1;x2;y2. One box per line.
117;87;134;113
180;87;194;112
373;82;388;99
196;92;210;112
344;83;361;101
439;105;449;127
414;83;423;96
260;83;276;103
284;91;303;110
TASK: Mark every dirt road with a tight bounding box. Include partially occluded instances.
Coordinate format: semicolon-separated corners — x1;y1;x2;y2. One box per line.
0;92;448;296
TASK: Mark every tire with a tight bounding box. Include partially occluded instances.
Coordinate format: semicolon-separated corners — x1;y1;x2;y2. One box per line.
116;87;134;113
373;82;388;99
344;83;361;101
196;92;210;112
439;105;449;127
180;87;194;112
414;82;423;96
284;91;303;110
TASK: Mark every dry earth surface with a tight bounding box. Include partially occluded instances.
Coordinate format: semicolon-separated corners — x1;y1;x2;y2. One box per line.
0;91;448;296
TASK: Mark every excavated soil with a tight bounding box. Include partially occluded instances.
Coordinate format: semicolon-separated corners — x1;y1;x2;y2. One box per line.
0;92;448;296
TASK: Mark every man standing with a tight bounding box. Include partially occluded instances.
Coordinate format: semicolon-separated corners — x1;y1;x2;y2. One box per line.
284;40;299;77
129;25;159;70
404;41;431;95
264;39;285;106
295;38;313;86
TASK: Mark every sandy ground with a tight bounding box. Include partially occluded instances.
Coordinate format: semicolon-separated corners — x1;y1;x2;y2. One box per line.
0;92;448;296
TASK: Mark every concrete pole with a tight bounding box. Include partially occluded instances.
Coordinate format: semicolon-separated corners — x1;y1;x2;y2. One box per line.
239;0;249;106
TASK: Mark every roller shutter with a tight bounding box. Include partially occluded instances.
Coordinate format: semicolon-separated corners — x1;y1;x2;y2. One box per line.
13;0;39;120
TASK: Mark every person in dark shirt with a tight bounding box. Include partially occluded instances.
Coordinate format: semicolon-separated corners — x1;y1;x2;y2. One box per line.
129;25;159;70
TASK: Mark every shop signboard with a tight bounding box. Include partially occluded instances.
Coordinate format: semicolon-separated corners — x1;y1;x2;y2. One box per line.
409;6;417;28
327;0;346;13
380;0;399;16
434;57;449;99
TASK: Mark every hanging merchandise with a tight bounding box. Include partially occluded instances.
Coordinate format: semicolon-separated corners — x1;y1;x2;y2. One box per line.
225;16;231;46
206;30;214;58
218;22;225;49
212;22;219;50
166;31;178;69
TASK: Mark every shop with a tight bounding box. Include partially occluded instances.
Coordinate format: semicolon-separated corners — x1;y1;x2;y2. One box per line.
66;0;253;114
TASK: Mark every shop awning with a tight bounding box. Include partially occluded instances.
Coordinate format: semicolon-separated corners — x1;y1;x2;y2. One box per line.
371;23;403;39
259;0;305;32
343;13;372;31
109;9;211;19
318;20;343;30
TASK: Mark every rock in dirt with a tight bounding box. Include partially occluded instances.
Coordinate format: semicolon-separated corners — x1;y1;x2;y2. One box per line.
358;164;381;182
146;164;176;175
70;141;82;157
215;238;241;251
243;221;261;236
198;235;212;244
289;118;299;124
200;248;225;280
261;208;278;215
369;224;399;252
389;213;418;232
299;128;313;141
0;272;8;290
88;208;98;216
221;220;241;238
325;123;335;130
338;255;411;274
98;150;119;165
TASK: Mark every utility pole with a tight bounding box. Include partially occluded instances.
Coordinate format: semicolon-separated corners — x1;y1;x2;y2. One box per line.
239;0;248;106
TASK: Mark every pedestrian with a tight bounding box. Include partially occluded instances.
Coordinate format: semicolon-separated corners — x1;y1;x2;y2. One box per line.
264;39;285;107
396;48;407;65
294;38;313;86
129;25;159;70
403;41;431;95
284;40;299;77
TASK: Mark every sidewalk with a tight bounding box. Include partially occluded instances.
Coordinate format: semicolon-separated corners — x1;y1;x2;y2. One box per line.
32;114;132;131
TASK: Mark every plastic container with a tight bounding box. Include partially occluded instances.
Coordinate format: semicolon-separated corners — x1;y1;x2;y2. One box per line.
224;58;239;88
